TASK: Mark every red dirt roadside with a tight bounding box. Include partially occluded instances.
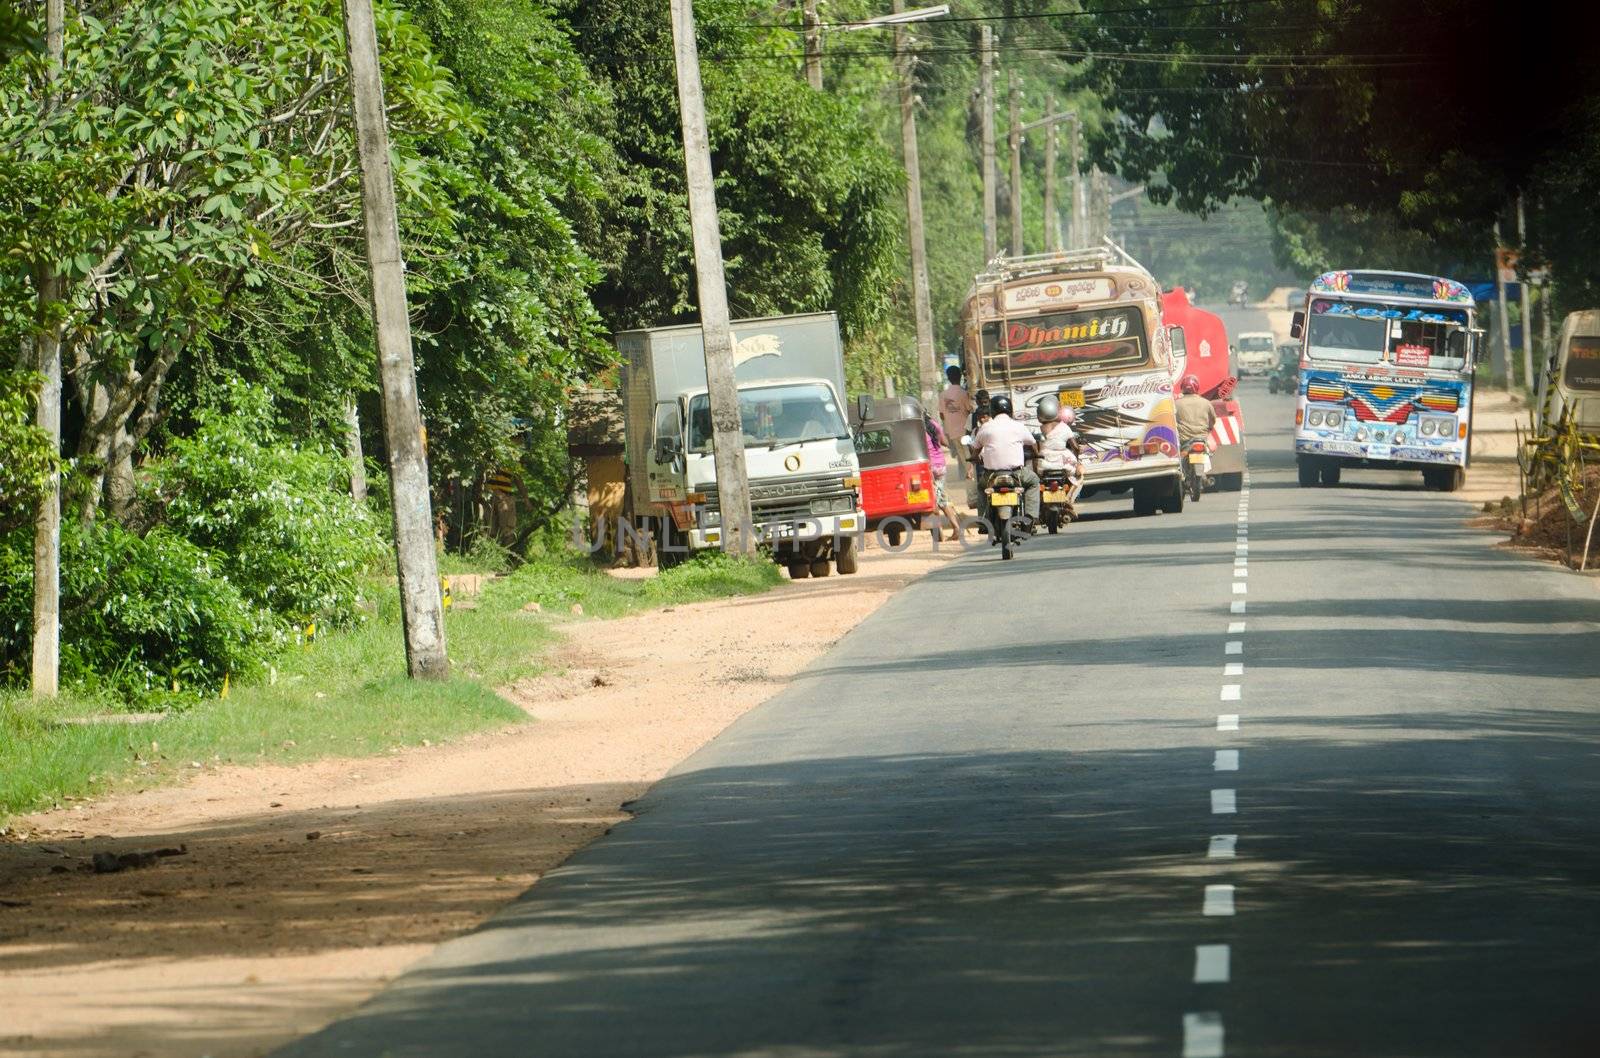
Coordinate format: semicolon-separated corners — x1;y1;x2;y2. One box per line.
0;535;963;1058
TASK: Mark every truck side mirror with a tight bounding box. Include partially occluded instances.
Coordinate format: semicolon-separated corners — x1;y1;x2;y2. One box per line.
653;436;679;464
1290;311;1305;340
856;394;874;424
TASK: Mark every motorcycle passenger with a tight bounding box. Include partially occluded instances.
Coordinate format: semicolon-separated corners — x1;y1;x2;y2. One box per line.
1175;374;1217;481
970;394;1040;529
1035;395;1083;514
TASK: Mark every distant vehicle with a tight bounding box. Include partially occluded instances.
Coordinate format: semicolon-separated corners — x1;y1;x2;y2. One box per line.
1162;287;1245;492
1290;270;1483;491
620;312;864;578
1235;332;1276;376
849;394;938;548
960;247;1185;517
1228;280;1249;307
1284;288;1306;311
1540;310;1600;434
1267;343;1300;394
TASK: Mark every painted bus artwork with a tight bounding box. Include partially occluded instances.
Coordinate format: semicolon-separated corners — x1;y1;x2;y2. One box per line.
1290;270;1482;492
961;250;1189;517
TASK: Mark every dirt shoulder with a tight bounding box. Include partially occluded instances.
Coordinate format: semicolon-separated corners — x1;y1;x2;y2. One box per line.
1463;387;1528;506
0;534;963;1058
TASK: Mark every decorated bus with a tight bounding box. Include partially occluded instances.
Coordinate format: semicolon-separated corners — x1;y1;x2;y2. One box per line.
959;249;1187;517
1290;270;1483;491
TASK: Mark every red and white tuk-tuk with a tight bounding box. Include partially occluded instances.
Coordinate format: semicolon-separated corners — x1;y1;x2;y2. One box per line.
849;395;938;546
1161;287;1247;491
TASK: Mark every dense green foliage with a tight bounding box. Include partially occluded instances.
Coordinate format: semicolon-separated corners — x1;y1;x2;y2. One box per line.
0;370;57;532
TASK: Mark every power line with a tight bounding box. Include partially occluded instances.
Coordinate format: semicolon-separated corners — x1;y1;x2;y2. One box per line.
751;0;1292;31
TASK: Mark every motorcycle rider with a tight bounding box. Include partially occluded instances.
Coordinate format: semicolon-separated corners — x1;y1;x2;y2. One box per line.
1034;395;1083;516
970;393;1040;532
1175;374;1217;483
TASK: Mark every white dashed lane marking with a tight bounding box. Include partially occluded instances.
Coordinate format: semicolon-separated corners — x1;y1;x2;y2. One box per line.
1211;789;1237;814
1194;944;1231;984
1213;750;1239;771
1224;641;1243;655
1217;714;1239;731
1207;835;1237;859
1220;685;1241;701
1203;884;1236;916
1228;622;1245;634
1183;1012;1226;1058
1230;601;1246;615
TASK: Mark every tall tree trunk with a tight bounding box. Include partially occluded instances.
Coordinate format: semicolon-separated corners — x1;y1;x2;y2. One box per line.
345;397;368;502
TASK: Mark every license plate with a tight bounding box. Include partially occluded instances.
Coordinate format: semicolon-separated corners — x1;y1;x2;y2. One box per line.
766;523;798;539
1188;453;1207;465
1041;489;1068;503
1059;389;1086;408
905;489;930;505
990;493;1019;507
1367;444;1392;459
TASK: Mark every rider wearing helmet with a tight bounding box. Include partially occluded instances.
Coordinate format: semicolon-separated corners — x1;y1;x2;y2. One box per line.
1035;394;1083;516
1175;374;1218;479
969;393;1041;529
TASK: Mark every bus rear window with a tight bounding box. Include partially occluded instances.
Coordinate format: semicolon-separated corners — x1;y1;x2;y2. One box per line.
983;305;1147;376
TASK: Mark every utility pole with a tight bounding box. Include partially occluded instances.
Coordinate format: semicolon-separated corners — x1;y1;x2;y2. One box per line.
344;398;368;503
1043;94;1058;251
892;0;937;406
979;24;997;263
801;0;823;90
1007;70;1023;256
670;0;755;555
31;0;65;699
1493;220;1513;394
342;0;448;679
1517;193;1535;394
1068;114;1082;249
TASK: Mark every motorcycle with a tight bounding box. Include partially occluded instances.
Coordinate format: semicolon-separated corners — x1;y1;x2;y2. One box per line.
983;470;1029;560
1039;468;1074;534
1182;440;1209;502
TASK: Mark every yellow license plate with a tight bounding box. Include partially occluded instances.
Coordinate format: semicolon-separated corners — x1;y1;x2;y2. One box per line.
989;493;1019;507
1059;389;1086;408
905;489;930;505
1188;453;1207;465
1041;489;1068;503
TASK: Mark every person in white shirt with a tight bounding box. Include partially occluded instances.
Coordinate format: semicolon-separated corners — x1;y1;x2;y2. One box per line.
969;394;1040;524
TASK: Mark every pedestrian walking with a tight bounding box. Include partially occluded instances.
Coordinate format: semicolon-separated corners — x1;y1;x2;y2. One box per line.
939;366;976;483
923;414;969;541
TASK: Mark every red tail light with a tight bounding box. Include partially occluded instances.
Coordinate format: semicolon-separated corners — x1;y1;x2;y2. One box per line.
1190;441;1207;453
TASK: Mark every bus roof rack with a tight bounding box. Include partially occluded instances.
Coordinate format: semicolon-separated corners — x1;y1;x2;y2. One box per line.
975;246;1118;283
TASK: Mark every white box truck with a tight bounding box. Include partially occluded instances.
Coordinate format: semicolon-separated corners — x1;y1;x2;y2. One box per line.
619;312;864;579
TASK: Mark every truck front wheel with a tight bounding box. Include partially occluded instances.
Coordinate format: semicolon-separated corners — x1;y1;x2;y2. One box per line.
836;536;859;575
788;561;811;580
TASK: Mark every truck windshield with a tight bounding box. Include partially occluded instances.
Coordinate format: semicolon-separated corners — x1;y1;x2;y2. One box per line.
1565;336;1600;391
687;383;848;453
1238;335;1274;353
982;304;1148;377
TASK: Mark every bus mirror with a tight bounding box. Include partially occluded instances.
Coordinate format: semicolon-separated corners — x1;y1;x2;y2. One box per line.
1290;311;1305;340
1471;328;1489;365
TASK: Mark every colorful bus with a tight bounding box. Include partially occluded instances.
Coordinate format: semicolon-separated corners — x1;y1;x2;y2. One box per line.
960;249;1186;516
1290;270;1482;491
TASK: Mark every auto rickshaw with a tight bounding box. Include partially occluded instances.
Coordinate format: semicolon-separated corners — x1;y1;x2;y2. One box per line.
849;395;938;547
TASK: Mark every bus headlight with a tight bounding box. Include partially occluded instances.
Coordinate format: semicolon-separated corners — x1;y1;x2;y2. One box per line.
1355;427;1369;442
1323;409;1343;429
1307;408;1325;428
1420;415;1456;440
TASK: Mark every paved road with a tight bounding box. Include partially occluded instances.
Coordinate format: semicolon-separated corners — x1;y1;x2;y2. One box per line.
282;381;1600;1058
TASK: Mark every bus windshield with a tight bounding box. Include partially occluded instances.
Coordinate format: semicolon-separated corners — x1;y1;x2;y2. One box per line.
1307;299;1469;371
687;382;848;453
982;304;1148;377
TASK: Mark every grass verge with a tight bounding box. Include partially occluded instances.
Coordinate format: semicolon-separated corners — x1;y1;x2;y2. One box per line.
0;551;782;820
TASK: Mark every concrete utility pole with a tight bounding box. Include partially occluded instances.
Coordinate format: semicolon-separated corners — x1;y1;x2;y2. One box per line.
892;0;938;406
801;0;823;90
1493;220;1513;394
670;0;755;555
342;0;449;679
1517;194;1535;393
31;0;65;699
1007;70;1023;256
1043;95;1057;251
1068;114;1082;248
979;25;997;263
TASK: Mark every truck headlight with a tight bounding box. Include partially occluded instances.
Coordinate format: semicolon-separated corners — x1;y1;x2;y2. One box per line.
699;507;721;528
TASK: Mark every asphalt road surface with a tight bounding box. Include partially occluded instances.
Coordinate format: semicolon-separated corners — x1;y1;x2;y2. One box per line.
281;381;1600;1058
